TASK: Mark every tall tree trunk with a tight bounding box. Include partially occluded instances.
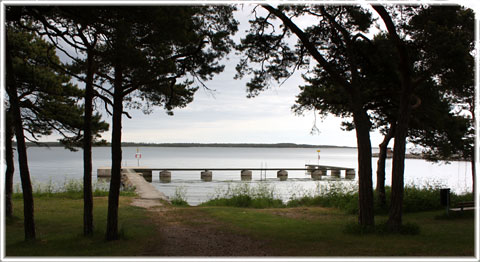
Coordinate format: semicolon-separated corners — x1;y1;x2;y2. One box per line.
387;82;414;229
372;5;415;231
83;50;94;236
5;110;15;218
470;105;476;199
353;109;375;226
471;152;476;199
105;62;124;241
376;123;395;208
6;33;36;241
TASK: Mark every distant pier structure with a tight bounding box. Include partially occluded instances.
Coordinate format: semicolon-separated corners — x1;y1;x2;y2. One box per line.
97;165;355;183
305;164;356;180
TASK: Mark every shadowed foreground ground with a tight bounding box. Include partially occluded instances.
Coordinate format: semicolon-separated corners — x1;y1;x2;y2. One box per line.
6;196;475;257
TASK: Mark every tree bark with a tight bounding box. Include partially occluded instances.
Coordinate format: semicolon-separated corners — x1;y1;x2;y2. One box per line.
470;105;476;199
5;110;15;218
6;33;36;241
388;98;412;229
353;109;375;226
83;50;95;236
376;123;395;208
105;59;124;241
471;152;476;199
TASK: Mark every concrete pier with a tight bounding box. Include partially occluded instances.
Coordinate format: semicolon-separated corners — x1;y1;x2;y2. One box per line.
311;170;324;180
201;170;213;182
241;170;252;181
97;166;152;182
159;170;172;183
345;169;356;179
331;169;341;178
98;165;355;182
277;170;288;181
121;169;169;202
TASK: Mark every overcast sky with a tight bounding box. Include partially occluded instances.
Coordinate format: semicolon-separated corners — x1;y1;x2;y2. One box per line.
95;6;380;147
43;2;479;147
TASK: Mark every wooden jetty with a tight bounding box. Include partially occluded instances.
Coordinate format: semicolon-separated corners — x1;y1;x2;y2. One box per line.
97;165;355;182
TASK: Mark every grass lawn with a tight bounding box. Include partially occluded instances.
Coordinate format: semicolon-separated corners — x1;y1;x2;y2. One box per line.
5;196;160;256
192;206;475;256
5;195;475;257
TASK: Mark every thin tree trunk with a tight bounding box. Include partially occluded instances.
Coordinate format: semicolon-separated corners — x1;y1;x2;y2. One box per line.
106;62;124;241
387;87;413;230
470;106;476;199
471;153;475;199
83;50;94;236
6;33;36;241
376;123;395;208
5;110;15;218
353;109;375;226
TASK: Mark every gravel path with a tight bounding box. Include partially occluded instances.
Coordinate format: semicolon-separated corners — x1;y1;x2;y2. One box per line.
131;199;276;257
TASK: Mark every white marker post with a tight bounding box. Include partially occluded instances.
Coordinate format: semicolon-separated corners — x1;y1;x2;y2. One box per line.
135;148;142;167
317;149;321;165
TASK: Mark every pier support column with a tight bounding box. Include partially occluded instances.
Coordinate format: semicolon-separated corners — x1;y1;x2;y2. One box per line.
201;170;212;182
135;169;152;182
346;169;356;179
97;168;111;178
331;169;341;178
277;170;288;181
159;170;172;183
306;165;316;175
311;170;324;181
241;170;252;181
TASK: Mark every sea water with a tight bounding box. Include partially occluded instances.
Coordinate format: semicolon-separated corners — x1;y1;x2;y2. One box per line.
11;146;473;205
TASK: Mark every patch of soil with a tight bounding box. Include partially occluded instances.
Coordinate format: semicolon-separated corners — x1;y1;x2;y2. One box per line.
138;205;276;256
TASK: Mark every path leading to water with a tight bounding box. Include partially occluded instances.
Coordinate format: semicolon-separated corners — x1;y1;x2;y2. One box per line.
123;169;275;256
138;205;275;256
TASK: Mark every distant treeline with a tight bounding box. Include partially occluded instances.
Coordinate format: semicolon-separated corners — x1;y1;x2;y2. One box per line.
21;141;356;149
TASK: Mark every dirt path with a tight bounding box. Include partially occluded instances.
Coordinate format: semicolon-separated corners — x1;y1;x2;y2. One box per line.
130;198;275;256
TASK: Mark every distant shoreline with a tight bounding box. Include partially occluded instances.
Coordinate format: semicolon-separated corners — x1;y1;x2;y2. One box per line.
23;141;358;149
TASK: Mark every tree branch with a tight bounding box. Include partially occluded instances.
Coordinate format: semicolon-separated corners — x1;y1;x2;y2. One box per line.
262;4;351;89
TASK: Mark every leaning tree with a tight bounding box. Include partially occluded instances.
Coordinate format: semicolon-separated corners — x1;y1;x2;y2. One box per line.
236;4;379;226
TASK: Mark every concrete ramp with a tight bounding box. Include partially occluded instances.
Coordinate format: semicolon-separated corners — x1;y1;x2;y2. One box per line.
122;169;169;202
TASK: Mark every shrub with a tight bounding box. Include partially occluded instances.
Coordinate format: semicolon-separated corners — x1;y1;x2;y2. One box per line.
201;183;284;208
170;186;189;207
287;181;359;214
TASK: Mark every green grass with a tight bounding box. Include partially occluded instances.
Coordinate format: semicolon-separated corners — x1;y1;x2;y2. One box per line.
12;179;137;199
6;180;475;257
197;206;475;256
6;196;158;256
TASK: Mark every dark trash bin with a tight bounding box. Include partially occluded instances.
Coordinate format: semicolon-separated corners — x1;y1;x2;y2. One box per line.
440;188;450;206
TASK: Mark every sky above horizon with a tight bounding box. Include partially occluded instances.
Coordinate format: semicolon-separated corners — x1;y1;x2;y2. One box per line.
97;6;385;147
33;2;480;148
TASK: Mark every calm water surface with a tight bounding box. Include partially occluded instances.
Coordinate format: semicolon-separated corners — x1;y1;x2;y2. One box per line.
12;146;473;205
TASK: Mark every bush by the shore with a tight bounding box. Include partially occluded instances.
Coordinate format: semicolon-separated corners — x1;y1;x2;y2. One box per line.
197;181;473;213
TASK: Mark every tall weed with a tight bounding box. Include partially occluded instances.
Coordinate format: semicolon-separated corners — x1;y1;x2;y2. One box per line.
170;186;189;206
201;182;284;208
